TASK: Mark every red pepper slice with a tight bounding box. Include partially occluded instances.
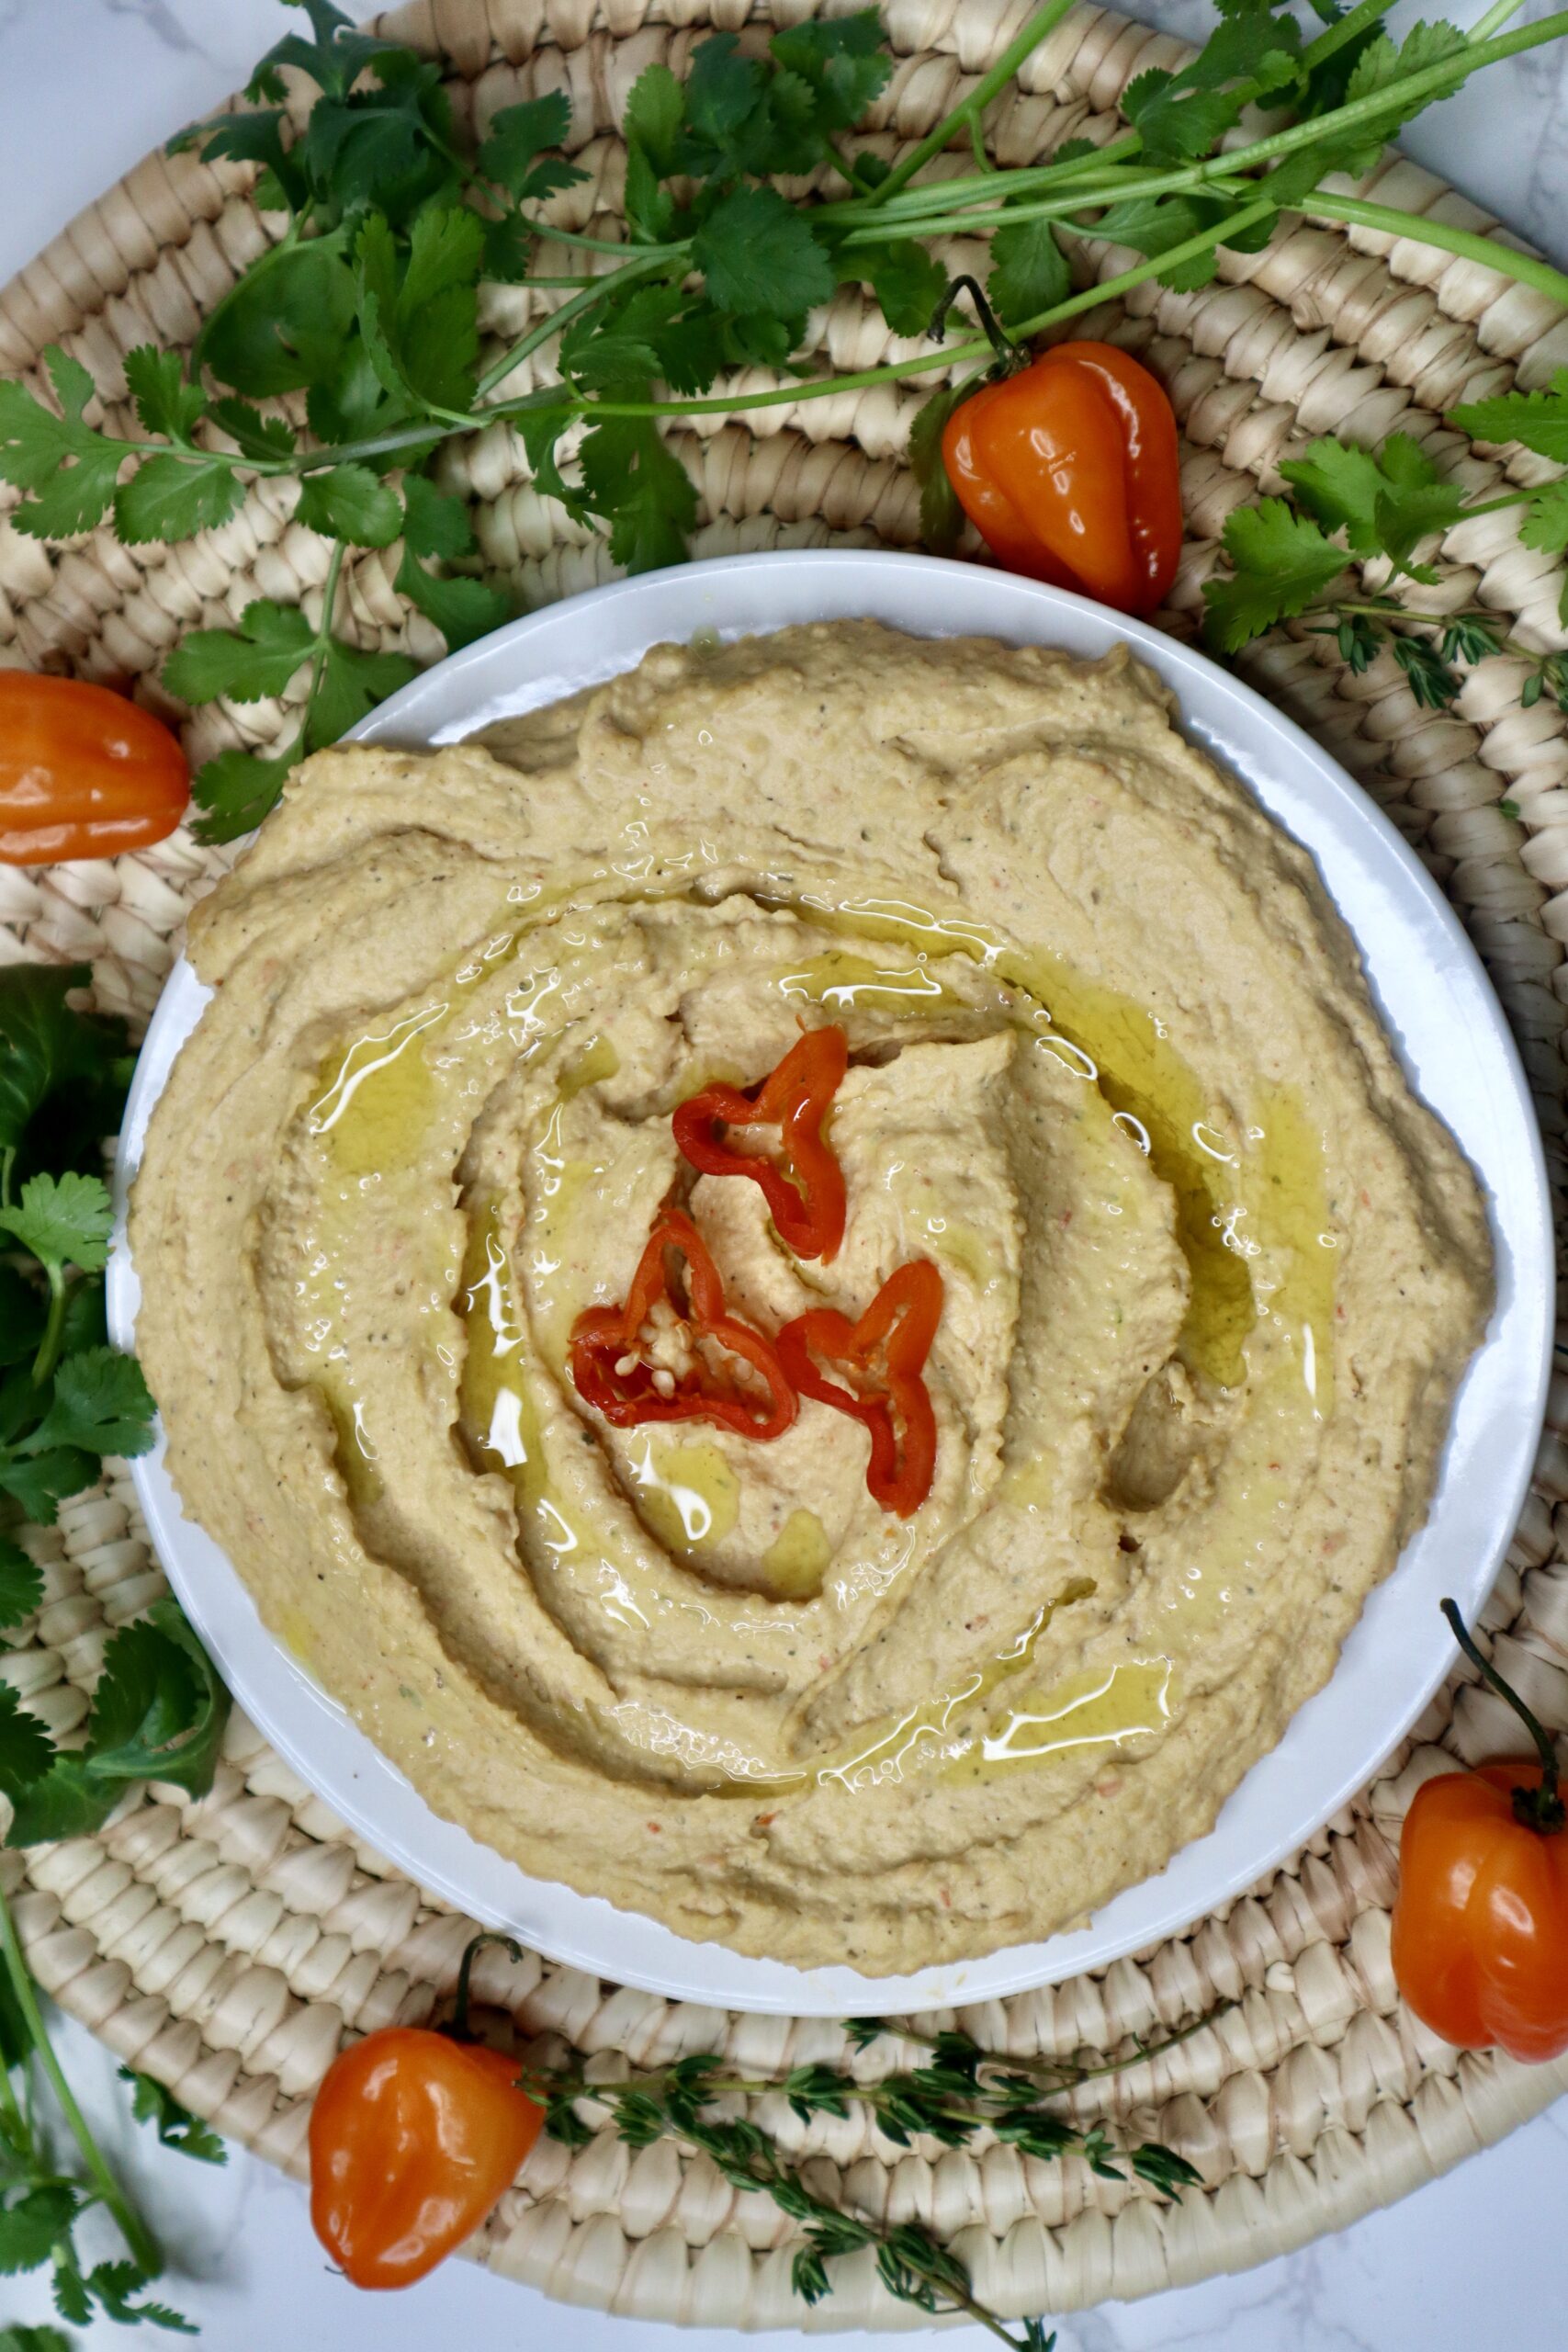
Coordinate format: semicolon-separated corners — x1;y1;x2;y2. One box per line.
671;1025;849;1262
570;1207;798;1440
776;1260;943;1516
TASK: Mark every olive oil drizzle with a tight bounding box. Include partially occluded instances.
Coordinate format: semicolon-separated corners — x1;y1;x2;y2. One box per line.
294;869;1338;1796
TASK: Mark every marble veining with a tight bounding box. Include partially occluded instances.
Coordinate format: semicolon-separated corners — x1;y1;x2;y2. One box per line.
0;1;1565;2346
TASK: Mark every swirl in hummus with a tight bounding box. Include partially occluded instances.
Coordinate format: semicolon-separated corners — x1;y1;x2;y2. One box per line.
131;623;1492;1972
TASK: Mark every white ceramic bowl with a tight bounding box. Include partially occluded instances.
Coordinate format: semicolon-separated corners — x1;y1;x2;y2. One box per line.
109;550;1553;2016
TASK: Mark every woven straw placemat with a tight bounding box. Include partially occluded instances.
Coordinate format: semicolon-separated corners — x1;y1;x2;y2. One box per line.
1;0;1566;2328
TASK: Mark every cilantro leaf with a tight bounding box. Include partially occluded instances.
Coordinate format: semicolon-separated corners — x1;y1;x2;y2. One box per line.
478;93;587;204
1276;18;1470;189
0;1430;97;1528
0;2187;81;2275
0;967;130;1181
626;62;684;170
19;1345;154;1462
207;397;297;463
987;218;1070;328
5;1599;229;1849
1277;435;1393;548
0;347;125;539
190;743;298;843
1450;369;1568;463
163;599;314;707
172;104;299;210
682;33;767;164
50;2268;91;2329
0;1172;113;1277
199;238;357;400
908;380;968;558
118;2069;227;2165
849;239;948;337
0;1687;54;1795
122;346;205;445
401;473;474;559
694;186;835;320
1280;432;1464;581
579;416;697;573
299;65;457;226
1202;498;1349;650
1521;478;1568;557
113;450;243;545
768;10;892;137
0;1539;42;1631
307;638;420;749
0;2324;71;2351
395;548;510;650
84;2259;197;2334
294;462;404;547
1122;72;1238;165
355;207;484;415
248;0;404;107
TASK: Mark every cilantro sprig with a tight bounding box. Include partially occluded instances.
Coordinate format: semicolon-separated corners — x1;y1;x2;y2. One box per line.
2;0;1565;838
1202;379;1568;718
0;968;231;2334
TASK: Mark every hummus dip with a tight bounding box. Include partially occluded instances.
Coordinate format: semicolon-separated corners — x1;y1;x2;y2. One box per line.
132;623;1492;1972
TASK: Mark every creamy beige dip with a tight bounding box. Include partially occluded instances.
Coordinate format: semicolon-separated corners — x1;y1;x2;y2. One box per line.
132;624;1492;1972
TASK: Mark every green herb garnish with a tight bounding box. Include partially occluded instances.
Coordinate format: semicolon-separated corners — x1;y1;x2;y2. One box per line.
1203;374;1568;714
1;0;1564;837
524;2007;1221;2344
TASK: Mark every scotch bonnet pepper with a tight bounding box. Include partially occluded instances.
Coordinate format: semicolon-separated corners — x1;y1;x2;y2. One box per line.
942;341;1182;617
0;672;188;865
310;1933;544;2289
1390;1601;1568;2064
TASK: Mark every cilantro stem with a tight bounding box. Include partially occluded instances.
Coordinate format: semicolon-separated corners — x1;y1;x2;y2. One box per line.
188;209;319;383
866;0;1082;204
1300;192;1568;310
581;194;1277;421
474;248;676;400
838;0;1404;230
519;222;675;257
1468;0;1529;36
0;2041;28;2147
304;538;347;729
0;1881;163;2279
30;1265;68;1390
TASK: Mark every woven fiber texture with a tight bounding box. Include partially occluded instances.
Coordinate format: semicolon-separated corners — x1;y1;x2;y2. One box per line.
2;0;1567;2328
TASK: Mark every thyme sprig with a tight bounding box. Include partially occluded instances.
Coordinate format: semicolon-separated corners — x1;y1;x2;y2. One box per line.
523;2008;1219;2344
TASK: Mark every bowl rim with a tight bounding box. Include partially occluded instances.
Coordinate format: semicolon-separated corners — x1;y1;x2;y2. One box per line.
109;548;1555;2015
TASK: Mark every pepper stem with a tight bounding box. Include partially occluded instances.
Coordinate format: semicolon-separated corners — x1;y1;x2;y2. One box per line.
1440;1597;1564;1833
450;1930;524;2041
929;275;1021;370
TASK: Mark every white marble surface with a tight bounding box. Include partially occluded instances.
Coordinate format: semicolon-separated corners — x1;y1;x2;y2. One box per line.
3;2;1567;2346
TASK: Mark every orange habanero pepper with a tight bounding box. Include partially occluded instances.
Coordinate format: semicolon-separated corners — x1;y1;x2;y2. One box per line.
942;341;1182;616
310;1933;544;2288
0;673;188;865
1390;1600;1568;2064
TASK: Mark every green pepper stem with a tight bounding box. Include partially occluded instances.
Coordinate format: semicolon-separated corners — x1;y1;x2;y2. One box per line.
1440;1597;1564;1831
450;1929;524;2041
